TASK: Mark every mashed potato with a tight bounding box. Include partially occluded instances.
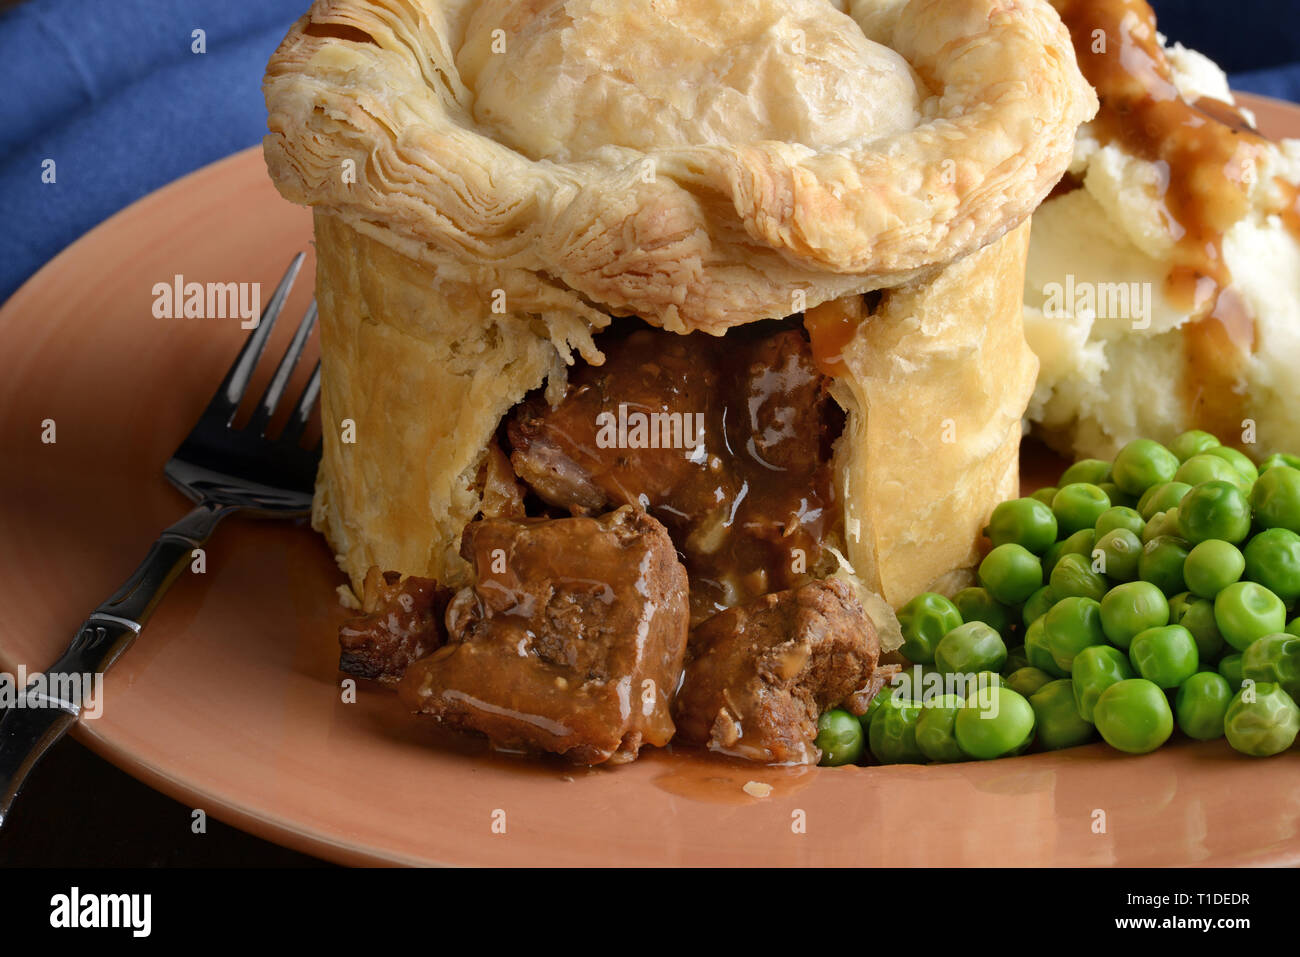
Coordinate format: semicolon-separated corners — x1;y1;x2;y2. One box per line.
1025;32;1300;460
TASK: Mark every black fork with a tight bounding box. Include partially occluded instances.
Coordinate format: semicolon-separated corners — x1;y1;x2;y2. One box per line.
0;253;322;826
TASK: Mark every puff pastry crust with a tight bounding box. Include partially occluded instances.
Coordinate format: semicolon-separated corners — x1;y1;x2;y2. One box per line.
264;0;1090;634
835;219;1035;607
265;0;1095;334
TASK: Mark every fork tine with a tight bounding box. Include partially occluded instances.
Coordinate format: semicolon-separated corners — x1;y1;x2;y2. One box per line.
279;360;321;445
247;300;317;436
203;252;305;424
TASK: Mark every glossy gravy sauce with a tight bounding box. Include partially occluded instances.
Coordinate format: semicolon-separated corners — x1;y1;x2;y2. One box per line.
509;322;843;623
804;297;866;378
1057;0;1299;441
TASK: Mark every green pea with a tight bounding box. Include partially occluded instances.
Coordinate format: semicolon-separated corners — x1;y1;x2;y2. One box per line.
1135;485;1155;519
1174;671;1232;741
1128;624;1199;689
1169;594;1225;663
1177;481;1251;544
1030;486;1058;506
1093;679;1174;754
1002;644;1030;675
1022;586;1056;628
1005;665;1054;698
888;665;938;702
954;686;1036;759
1289;618;1300;638
1243;528;1300;605
897;592;963;665
1167;590;1195;621
1183;539;1246;598
877;671;936;705
978;543;1043;606
1094;528;1142;582
914;694;968;763
1224;682;1300;757
1139;536;1190;597
1241;632;1300;701
1215;581;1287;651
1203;445;1258;486
1175;453;1251;495
1029;679;1095;750
984;497;1058;554
816;708;865;766
1060;528;1097;559
1061;459;1112;486
1049;552;1108;602
1052;483;1111;537
1041;541;1066;579
1260;452;1300;474
1100;580;1169;650
1024;617;1058;675
1071;644;1136;721
952;587;1013;640
1141;508;1182;545
1169;429;1221;462
1148;509;1189;546
868;696;925;764
1139;482;1192;521
871;686;909;713
1218;653;1245;693
1042;596;1105;674
1095;505;1145;539
1097;482;1134;510
967;671;1006;695
859;686;894;729
934;621;1007;676
1113;439;1180;497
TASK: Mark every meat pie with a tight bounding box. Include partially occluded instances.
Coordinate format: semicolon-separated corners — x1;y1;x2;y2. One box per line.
399;506;690;765
265;0;1099;768
674;578;881;765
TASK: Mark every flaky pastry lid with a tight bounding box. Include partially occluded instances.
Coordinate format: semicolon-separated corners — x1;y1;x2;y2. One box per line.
264;0;1097;334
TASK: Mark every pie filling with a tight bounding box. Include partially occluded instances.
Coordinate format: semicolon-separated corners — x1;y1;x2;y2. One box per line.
338;316;885;765
507;318;845;624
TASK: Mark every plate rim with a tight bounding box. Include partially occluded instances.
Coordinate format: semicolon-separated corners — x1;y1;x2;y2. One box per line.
5;91;1299;869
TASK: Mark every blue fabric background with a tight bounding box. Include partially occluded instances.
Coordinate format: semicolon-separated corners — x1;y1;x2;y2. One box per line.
1;0;1297;303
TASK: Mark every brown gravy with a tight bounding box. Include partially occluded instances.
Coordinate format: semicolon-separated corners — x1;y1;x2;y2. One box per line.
1056;0;1290;440
508;322;844;623
804;297;865;378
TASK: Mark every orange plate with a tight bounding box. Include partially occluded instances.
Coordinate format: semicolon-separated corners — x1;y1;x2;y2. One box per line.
2;95;1299;868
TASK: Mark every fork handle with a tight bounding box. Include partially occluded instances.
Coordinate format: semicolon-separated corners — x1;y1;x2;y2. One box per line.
0;502;232;826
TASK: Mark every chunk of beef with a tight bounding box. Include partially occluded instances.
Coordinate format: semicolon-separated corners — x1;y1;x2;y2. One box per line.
505;420;607;513
479;441;528;519
727;328;832;475
507;328;715;515
398;506;690;765
507;323;841;622
673;578;880;765
338;568;451;686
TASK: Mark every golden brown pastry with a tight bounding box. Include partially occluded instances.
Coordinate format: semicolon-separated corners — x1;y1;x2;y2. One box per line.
263;0;1097;638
